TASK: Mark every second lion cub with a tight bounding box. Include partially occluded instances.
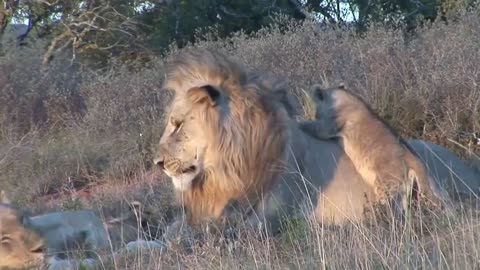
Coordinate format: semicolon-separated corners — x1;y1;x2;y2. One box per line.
300;84;452;216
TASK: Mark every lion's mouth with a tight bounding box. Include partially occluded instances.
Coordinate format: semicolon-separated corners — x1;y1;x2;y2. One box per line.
180;165;197;174
167;165;200;191
30;244;44;254
164;165;197;177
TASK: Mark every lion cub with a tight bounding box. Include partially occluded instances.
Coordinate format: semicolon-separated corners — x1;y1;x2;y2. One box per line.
300;84;451;215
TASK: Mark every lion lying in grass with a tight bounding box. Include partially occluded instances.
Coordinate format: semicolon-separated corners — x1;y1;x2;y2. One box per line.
153;48;480;240
0;192;45;269
0;191;164;270
299;84;454;216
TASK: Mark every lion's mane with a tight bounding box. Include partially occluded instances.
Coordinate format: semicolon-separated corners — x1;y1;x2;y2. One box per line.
163;49;296;224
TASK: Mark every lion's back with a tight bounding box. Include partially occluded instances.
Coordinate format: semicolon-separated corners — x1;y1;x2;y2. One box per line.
30;210;110;252
407;139;480;197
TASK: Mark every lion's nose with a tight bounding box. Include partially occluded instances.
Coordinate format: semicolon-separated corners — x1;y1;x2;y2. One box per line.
154;157;165;170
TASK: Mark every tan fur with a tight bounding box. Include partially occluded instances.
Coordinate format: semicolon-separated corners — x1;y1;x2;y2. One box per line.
299;84;452;213
0;191;45;269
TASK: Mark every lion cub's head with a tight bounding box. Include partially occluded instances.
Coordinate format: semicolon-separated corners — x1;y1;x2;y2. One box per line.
0;191;45;269
309;83;370;139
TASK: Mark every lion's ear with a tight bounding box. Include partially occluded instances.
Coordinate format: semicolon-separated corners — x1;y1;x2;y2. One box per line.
187;85;221;106
0;190;11;204
19;211;32;226
312;84;325;101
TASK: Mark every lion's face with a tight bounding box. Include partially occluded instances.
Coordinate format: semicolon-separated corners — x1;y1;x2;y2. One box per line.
311;85;341;138
154;86;220;191
0;205;45;269
312;84;367;136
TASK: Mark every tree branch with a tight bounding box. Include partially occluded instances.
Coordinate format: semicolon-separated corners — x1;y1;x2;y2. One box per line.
287;0;310;18
0;0;19;36
38;2;140;67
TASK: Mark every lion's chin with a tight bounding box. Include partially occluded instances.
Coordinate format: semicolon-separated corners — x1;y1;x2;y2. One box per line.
169;172;198;192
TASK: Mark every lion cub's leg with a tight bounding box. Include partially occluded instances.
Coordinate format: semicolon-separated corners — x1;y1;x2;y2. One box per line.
373;170;413;221
390;180;415;223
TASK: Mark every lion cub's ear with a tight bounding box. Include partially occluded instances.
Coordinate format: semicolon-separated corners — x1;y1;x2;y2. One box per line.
187;85;221;106
0;190;11;204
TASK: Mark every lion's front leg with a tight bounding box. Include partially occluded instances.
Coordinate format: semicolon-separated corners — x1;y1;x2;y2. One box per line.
214;198;281;241
161;217;195;252
241;194;285;238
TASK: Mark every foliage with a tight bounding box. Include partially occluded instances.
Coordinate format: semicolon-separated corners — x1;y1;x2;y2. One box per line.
1;0;476;68
139;0;305;50
352;0;478;31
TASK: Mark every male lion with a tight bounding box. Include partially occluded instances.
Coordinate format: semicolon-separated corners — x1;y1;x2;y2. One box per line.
299;84;453;215
154;48;480;239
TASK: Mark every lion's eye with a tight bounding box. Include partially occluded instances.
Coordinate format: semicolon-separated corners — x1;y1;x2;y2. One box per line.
1;235;11;244
170;118;183;132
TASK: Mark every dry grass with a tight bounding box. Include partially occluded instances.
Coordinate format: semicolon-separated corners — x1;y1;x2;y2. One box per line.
1;5;480;270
